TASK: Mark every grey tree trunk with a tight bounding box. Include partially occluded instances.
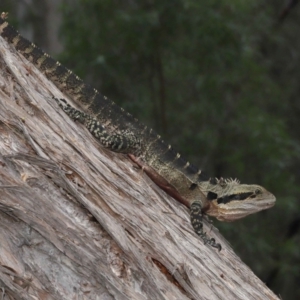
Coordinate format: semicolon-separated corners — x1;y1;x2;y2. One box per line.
0;36;279;300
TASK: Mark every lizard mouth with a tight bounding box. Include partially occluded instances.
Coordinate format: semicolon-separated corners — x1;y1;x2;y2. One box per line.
256;192;276;207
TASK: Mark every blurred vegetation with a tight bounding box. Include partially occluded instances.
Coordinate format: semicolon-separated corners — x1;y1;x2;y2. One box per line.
2;0;300;298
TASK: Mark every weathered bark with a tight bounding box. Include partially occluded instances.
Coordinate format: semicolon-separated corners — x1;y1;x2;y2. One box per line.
0;36;279;300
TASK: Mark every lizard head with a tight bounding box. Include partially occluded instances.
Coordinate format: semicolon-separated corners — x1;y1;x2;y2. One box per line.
203;178;276;222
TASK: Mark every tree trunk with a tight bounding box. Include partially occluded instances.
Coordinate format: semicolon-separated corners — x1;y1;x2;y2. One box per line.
0;36;279;300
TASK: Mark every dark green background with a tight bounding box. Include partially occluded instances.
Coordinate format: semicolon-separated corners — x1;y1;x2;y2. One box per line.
2;0;300;298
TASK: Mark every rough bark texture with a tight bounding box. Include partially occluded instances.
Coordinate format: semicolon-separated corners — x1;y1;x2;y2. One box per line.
0;36;279;300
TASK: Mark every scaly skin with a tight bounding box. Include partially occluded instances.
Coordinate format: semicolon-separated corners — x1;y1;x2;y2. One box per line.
0;13;276;251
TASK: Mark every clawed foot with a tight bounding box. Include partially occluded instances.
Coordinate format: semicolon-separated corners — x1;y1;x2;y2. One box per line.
53;96;86;122
202;234;221;251
53;96;70;111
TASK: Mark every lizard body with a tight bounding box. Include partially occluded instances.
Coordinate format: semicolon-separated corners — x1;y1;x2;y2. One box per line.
0;13;276;250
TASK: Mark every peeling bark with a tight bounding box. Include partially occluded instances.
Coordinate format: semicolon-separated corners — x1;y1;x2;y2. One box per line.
0;36;279;300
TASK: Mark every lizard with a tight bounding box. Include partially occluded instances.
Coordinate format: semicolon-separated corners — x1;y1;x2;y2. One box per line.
0;13;276;251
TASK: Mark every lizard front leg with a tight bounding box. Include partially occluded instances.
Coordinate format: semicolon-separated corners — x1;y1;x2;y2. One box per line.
191;200;221;251
54;97;141;154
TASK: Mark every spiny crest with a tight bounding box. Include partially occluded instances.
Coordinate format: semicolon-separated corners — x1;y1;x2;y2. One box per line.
216;177;240;188
1;12;8;20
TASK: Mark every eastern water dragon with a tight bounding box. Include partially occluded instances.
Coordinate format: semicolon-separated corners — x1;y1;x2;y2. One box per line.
0;13;276;250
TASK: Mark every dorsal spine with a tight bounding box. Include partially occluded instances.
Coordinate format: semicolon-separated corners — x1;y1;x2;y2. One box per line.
0;16;209;188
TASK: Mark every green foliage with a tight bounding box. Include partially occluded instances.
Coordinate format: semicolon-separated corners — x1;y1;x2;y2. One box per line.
31;0;300;298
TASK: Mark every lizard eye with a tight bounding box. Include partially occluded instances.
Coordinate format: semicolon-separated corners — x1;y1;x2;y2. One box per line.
255;189;262;195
